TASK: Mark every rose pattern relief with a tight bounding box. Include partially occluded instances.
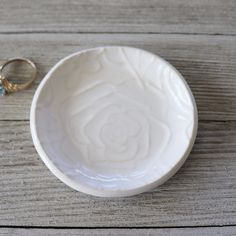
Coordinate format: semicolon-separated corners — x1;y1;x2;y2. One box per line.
36;47;194;181
61;80;170;173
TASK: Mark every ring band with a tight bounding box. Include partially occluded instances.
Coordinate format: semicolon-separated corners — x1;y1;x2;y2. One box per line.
0;58;37;95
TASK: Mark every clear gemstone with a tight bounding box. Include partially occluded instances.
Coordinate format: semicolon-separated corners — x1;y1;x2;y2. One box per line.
0;85;6;96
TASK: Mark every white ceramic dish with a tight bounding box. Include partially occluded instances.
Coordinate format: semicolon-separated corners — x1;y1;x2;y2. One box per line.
30;46;198;197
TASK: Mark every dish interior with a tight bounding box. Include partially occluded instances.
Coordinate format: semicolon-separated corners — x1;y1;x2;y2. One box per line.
33;47;196;193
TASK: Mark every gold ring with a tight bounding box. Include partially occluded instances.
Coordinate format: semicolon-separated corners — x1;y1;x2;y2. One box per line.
0;58;37;95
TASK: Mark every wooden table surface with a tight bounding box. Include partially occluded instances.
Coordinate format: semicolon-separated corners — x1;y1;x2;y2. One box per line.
0;1;236;235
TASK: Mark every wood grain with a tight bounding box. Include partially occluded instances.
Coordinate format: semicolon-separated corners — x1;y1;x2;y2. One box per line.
0;227;236;236
0;120;236;227
0;34;236;121
0;0;235;35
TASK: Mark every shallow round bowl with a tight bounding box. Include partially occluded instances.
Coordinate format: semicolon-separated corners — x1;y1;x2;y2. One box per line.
30;46;198;197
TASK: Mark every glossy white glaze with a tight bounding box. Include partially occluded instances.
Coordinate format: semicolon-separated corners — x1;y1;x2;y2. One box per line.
30;46;198;197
